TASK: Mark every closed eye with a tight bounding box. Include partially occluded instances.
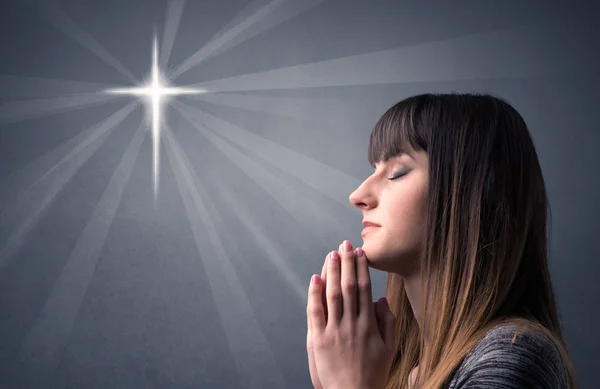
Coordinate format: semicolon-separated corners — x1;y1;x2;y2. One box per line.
388;170;409;180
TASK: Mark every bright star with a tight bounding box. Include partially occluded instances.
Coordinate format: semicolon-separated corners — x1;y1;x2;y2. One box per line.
105;36;205;202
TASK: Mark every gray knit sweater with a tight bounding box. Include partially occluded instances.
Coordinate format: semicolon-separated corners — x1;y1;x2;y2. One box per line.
445;323;568;388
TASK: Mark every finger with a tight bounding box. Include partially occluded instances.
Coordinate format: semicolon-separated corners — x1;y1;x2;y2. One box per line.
376;298;397;353
307;346;320;389
373;301;383;336
306;297;312;355
320;253;329;322
306;289;312;334
306;284;321;389
356;247;376;327
308;275;326;332
306;276;314;334
340;240;357;320
327;250;342;326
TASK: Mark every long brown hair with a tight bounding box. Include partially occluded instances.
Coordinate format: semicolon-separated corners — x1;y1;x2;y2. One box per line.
367;93;577;389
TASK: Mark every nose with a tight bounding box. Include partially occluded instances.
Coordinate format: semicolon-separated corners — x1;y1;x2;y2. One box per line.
349;179;376;210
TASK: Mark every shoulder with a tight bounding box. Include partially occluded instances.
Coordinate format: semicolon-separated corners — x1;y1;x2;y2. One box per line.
447;323;568;389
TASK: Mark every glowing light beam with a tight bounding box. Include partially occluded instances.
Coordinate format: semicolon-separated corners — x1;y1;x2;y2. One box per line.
104;35;206;202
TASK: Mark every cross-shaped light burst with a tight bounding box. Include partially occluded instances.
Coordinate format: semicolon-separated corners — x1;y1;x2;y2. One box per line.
105;36;205;201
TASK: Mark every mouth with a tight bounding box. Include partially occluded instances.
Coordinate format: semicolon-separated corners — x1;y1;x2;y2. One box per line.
362;221;381;228
361;220;381;237
361;225;380;236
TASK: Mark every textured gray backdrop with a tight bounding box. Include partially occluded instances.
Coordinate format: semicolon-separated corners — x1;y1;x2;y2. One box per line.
0;0;598;388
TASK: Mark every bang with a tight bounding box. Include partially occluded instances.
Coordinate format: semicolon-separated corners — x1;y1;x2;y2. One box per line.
367;96;430;167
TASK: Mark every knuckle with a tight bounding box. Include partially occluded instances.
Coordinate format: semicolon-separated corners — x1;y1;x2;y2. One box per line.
308;304;322;316
312;335;330;349
358;280;371;292
327;287;341;300
358;320;371;333
342;279;356;291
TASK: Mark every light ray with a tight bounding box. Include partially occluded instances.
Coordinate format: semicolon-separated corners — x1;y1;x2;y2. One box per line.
164;122;307;300
170;0;285;79
0;113;110;213
181;0;326;75
18;119;146;372
163;126;287;388
152;38;161;203
160;0;186;68
0;102;137;269
171;101;355;248
104;36;205;203
173;100;358;211
0;92;127;126
169;0;327;80
186;26;553;92
27;1;138;84
207;173;308;301
0;75;119;99
183;91;350;122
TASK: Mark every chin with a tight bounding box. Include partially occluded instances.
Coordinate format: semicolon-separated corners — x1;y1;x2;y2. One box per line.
362;241;418;274
361;244;393;271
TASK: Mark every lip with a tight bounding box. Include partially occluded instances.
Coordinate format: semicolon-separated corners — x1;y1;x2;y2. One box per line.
361;225;380;236
362;221;381;227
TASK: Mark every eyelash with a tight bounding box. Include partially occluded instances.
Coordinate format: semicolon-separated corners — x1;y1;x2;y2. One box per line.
388;171;408;180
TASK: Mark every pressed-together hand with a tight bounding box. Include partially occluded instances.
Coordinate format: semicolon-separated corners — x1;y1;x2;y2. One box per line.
306;240;397;389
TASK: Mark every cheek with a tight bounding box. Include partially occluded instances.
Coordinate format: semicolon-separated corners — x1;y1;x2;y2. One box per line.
388;195;425;239
385;208;423;252
362;193;427;264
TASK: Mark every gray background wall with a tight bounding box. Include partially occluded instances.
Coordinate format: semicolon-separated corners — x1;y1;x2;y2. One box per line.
0;0;598;388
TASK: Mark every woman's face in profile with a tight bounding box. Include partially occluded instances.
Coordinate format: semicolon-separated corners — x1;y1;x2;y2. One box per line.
348;149;429;275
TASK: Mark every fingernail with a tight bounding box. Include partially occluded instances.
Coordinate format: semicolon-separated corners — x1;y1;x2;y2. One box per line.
331;251;340;263
355;247;364;257
311;275;320;285
343;240;352;252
